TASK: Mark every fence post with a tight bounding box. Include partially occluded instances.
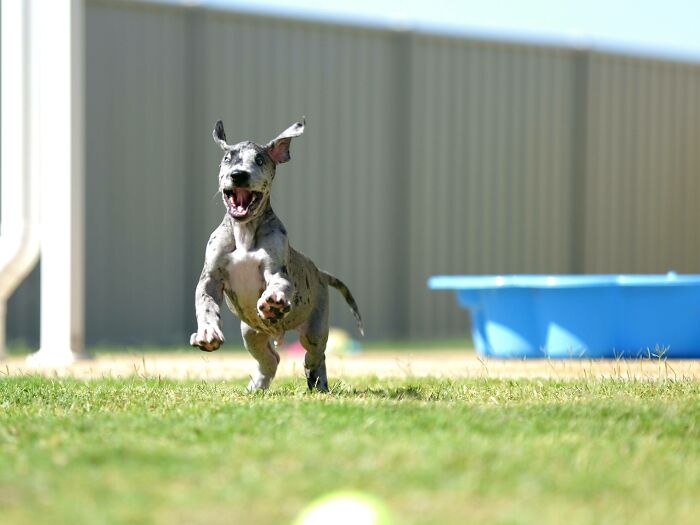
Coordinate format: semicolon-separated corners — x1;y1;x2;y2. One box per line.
27;0;86;366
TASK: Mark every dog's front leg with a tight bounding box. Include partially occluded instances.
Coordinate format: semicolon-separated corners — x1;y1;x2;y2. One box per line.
190;227;231;351
191;269;226;351
257;261;294;323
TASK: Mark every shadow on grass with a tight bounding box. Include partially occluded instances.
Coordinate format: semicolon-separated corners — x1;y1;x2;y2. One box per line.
348;385;428;400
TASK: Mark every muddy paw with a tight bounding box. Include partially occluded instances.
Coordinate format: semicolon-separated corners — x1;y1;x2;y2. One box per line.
189;324;224;352
257;290;292;322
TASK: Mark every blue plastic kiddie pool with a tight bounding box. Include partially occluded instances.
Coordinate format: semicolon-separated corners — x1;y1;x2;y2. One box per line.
428;273;700;358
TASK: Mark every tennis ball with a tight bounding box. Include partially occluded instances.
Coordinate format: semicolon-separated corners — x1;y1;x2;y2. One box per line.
294;491;393;525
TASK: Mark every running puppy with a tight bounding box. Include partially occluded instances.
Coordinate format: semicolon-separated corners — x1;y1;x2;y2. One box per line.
190;118;363;391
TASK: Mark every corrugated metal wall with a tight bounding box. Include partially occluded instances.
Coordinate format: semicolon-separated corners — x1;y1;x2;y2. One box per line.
583;54;700;274
84;1;189;344
5;0;700;346
406;35;577;337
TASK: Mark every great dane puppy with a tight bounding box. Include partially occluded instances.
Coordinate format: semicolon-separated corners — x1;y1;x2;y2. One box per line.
190;118;363;391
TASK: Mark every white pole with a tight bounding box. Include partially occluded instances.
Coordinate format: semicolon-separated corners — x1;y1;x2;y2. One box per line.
0;0;41;358
26;0;86;366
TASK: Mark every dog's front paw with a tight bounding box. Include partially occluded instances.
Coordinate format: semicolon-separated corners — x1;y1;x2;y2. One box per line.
257;290;291;323
189;325;225;352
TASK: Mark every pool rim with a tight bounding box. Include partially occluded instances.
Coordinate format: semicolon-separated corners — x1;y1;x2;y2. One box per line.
427;273;700;290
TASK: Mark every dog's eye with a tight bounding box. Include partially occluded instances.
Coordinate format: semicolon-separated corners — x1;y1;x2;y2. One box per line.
224;155;231;163
255;154;264;167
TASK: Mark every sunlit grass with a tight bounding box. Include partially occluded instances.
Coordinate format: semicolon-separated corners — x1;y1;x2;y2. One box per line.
1;376;699;524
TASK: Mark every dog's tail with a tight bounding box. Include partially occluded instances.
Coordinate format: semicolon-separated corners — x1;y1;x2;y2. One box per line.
322;271;364;336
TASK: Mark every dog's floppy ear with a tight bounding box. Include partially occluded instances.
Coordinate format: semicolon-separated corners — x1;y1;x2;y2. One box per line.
212;120;230;150
266;117;305;164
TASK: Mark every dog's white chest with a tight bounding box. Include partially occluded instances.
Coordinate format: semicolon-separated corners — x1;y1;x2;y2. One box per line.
226;247;265;308
223;224;268;320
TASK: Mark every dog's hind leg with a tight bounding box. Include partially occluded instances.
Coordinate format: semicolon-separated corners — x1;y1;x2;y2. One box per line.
241;322;280;391
299;285;330;392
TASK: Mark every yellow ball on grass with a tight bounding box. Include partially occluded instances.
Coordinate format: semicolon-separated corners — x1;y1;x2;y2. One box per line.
294;491;393;525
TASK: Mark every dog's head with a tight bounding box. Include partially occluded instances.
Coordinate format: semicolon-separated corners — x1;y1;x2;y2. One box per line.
212;118;305;222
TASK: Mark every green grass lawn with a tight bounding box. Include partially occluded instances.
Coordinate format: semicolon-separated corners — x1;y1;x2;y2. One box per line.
1;376;700;525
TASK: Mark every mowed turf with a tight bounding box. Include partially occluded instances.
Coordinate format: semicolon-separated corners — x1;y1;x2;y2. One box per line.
1;376;700;525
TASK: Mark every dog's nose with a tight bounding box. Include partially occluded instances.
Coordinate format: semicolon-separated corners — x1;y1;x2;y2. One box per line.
231;171;250;187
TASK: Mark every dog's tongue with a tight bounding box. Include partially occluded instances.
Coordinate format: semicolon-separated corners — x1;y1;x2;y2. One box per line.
233;188;252;209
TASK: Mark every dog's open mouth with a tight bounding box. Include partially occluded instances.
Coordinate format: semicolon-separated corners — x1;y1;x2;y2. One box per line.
223;188;262;219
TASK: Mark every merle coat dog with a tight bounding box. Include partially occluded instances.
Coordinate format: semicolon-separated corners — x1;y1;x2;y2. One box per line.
190;119;363;391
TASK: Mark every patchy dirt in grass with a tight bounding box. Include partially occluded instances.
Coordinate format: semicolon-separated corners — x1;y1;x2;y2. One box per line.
3;349;700;381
